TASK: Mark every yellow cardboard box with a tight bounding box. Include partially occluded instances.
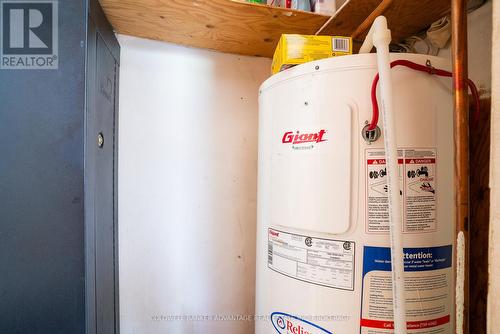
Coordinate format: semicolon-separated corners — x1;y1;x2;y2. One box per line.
272;34;352;74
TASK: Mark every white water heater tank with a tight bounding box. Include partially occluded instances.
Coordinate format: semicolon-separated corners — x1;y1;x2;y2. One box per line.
256;53;454;334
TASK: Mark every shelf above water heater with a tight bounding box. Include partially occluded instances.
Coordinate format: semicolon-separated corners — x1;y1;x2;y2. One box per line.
98;0;452;58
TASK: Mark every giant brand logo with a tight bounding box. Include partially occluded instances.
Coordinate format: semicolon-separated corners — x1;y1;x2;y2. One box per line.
269;229;279;237
282;130;327;146
271;312;332;334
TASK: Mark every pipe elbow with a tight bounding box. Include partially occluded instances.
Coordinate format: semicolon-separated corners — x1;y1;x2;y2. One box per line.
359;16;392;53
372;16;391;48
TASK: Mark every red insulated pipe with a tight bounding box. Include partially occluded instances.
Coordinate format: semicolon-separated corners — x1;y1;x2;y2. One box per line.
368;59;480;131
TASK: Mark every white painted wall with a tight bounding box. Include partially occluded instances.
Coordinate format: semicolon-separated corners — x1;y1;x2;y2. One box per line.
488;0;500;331
117;35;271;334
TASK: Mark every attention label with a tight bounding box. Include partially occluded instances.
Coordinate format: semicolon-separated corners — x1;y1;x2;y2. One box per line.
366;148;437;233
267;228;355;290
360;245;452;334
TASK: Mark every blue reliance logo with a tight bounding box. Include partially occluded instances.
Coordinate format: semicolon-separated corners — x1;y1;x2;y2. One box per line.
271;312;332;334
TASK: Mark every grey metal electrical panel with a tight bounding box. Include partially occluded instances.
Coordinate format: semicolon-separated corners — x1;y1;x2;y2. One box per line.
0;0;120;333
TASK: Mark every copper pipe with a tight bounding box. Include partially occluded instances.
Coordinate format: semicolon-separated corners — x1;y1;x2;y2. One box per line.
350;0;394;40
451;0;469;333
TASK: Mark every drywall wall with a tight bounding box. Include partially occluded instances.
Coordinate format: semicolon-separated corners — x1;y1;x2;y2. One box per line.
117;35;271;334
488;0;500;332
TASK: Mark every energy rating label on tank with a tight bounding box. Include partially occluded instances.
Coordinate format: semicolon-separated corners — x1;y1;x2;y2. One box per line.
365;148;437;233
267;228;355;290
360;245;452;334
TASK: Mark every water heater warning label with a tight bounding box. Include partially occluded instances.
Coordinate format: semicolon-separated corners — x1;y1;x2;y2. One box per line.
360;246;452;334
267;228;354;290
366;148;437;233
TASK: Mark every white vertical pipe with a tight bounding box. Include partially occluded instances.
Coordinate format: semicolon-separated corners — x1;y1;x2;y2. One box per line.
360;16;407;334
